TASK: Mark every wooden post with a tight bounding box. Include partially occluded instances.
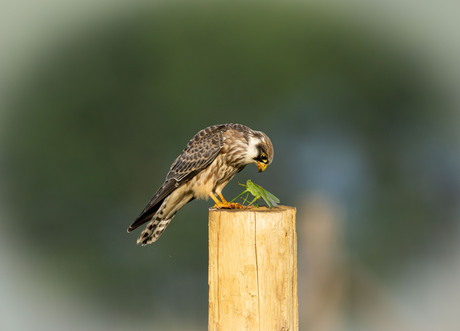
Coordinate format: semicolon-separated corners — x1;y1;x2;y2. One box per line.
208;206;298;331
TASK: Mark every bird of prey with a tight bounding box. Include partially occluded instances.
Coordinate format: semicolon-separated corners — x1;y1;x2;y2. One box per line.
127;123;274;245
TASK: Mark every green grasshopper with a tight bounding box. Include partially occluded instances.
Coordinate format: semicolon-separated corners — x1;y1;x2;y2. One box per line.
231;180;280;208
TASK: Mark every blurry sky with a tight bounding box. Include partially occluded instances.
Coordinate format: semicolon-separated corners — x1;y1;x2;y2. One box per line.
1;1;460;330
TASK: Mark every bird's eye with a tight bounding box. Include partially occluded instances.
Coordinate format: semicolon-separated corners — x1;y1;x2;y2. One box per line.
260;153;268;163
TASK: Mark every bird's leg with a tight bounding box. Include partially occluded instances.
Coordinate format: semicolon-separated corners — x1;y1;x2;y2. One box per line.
209;192;242;209
209;193;222;205
218;192;242;209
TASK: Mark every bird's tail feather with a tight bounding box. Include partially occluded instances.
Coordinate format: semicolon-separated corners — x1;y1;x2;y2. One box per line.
137;216;175;246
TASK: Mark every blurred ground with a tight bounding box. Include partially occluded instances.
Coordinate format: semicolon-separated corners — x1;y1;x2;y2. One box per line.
1;1;459;330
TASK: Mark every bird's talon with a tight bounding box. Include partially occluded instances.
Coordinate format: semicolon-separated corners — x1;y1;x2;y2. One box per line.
213;202;242;209
228;202;242;209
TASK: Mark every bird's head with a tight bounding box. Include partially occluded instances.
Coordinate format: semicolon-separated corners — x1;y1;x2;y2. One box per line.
246;130;274;172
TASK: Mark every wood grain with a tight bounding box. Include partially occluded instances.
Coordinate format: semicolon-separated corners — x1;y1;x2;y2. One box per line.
209;206;298;331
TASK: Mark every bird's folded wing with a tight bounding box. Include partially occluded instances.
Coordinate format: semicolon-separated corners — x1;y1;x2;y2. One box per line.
128;125;226;233
166;124;225;183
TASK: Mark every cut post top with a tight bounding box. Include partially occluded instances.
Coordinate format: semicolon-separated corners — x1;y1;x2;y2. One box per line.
209;205;295;213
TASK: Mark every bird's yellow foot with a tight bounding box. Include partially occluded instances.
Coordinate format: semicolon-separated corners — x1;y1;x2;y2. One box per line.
213;202;243;209
209;192;242;209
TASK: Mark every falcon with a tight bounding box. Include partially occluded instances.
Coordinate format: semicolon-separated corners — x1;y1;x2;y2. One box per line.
127;123;274;245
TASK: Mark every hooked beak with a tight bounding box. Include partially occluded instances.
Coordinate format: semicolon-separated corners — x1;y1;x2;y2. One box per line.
257;162;268;172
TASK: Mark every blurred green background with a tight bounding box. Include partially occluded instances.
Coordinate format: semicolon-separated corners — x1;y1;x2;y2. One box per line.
1;1;460;330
